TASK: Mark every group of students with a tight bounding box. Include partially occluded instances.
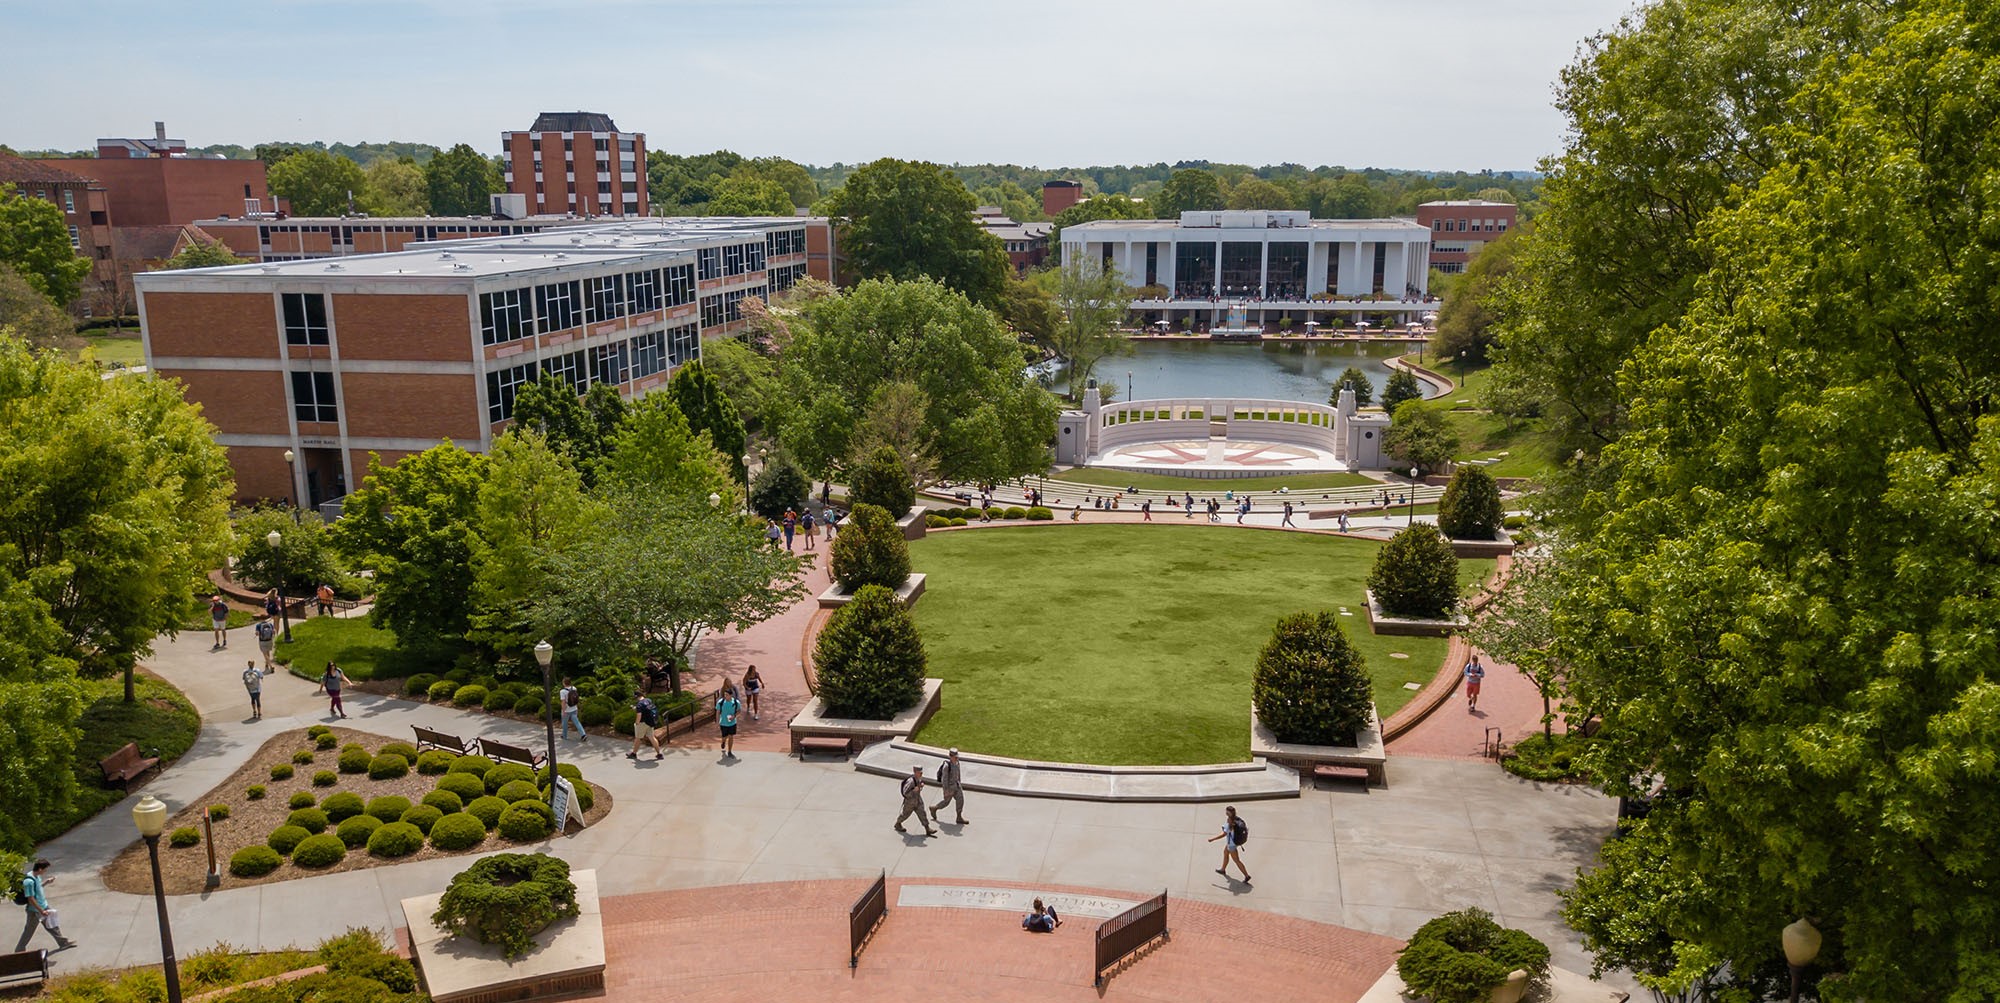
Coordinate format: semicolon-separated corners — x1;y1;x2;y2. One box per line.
610;665;765;762
765;507;838;552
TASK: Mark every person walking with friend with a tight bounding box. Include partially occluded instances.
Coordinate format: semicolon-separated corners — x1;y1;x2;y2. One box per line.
741;665;764;721
559;677;586;741
716;683;742;760
628;692;663;760
895;765;938;837
931;747;968;825
254;616;278;671
1208;805;1251;883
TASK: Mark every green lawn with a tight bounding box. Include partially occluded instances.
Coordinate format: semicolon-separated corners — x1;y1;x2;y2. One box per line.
28;672;201;844
75;333;146;369
1400;356;1562;481
906;525;1493;765
1049;468;1377;493
276;615;436;682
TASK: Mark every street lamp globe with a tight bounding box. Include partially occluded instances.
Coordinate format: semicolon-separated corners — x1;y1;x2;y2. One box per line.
283;449;295;464
267;530;281;549
533;639;555;670
708;492;722;508
1409;467;1419;481
1782;918;1820;967
132;794;168;837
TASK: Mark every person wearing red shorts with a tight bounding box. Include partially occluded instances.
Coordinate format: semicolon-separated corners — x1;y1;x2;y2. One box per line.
1464;656;1486;711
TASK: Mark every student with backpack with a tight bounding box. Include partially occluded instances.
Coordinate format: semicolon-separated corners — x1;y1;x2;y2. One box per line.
14;859;74;952
1207;806;1251;884
559;677;585;742
628;693;663;761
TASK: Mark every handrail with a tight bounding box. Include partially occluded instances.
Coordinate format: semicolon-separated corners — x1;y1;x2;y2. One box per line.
1094;890;1168;987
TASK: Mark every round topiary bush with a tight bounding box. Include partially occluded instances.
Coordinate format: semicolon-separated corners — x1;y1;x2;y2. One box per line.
422;789;464;815
337;744;372;774
465;795;509;831
1252;611;1375;745
483;763;535;794
925;514;949;528
365;795;412;823
417;749;459;775
246;785;266;800
813;583;926;719
849;445;915;517
1027;506;1054;521
312;770;338;787
320;791;365;823
315;733;339;751
431;853;580;959
267;824;311;856
435;772;486;803
612;709;637;736
269;763;294;781
292;749;316;765
452;684;489;708
307;724;332;740
336;814;382;848
404;674;440;697
513;694;545;717
208;804;230;822
1003;506;1027;520
288;791;317;810
444;668;472;684
498;801;555;842
1395;908;1551;1003
427;679;460;701
286;808;329;834
1437;465;1504;541
400;804;444;835
446;756;494;779
366;821;424;858
169;827;200;848
830;503;912;594
230;845;282;877
291;833;346;869
481;688;515;713
379;741;419;762
578;696;615;727
368;753;410;780
495;780;541;804
949;517;968;527
1368;525;1461;619
428;812;486;851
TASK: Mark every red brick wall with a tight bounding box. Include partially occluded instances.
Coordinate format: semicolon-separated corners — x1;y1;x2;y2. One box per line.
145;291;278;358
338;372;482;441
229;444;296;503
156;367;287;436
330;293;472;362
48;158;269;226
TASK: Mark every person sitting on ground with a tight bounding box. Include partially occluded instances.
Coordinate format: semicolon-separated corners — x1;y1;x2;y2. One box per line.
1022;899;1062;933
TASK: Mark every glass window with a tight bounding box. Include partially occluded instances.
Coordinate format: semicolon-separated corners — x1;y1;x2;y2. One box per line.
541;349;585;390
667;264;695;306
63;191;74;212
722;243;745;275
700;294;725;328
282;293;330;345
667;322;700;368
629;330;665;378
480;288;532;345
590;342;627;386
67;225;79;249
698;247;721;280
485;362;533;423
290;371;338;423
745;240;766;273
587;274;627;322
535;280;581;332
628;268;660;314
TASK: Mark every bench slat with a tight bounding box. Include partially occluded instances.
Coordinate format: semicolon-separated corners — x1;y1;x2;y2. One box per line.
0;949;50;984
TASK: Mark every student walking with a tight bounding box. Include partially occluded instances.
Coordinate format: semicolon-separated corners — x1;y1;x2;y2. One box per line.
782;508;797;551
741;665;764;721
317;662;349;719
801;509;817;550
894;765;938;837
1184;496;1194;518
263;588;281;620
628;694;664;760
315;582;335;616
209;595;230;649
1141;499;1152;521
1464;656;1486;711
254;616;278;671
1282;501;1296;528
764;520;783;549
242;660;264;721
559;677;586;741
1208;806;1252;883
14;859;74;952
716;685;742;760
931;747;968;824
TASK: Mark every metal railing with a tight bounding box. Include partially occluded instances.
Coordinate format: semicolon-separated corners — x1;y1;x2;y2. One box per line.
1094;890;1168;987
849;869;888;968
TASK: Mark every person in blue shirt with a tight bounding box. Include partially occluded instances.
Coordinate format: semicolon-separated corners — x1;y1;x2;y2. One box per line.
15;859;73;952
1021;899;1061;933
716;683;742;760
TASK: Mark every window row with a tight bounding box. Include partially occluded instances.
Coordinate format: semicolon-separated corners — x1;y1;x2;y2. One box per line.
766;228;807;257
479;263;698;345
698;285;764;327
698;241;769;280
484;323;701;423
1429;218;1509;233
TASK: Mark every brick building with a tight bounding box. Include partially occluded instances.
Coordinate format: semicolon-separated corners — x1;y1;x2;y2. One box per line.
1042;180;1083;218
0;151;118;314
501;112;648;218
45;126;270;228
975;206;1050;273
135;217;820;507
1414;199;1517;274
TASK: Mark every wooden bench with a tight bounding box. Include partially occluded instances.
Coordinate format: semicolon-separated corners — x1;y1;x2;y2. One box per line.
479;738;546;770
794;735;858;758
99;742;160;786
413;726;475;756
0;949;49;989
1311;762;1386;787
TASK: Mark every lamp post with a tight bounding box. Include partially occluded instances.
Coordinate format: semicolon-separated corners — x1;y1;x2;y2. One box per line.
1782;918;1820;1003
1408;467;1419;527
533;640;557;811
283;449;299;523
1128;369;1134;404
265;530;292;642
131;795;184;1003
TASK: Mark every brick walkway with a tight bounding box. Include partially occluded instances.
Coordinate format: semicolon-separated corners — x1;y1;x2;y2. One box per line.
688;547;834;754
1383;646;1560;760
600;878;1401;1003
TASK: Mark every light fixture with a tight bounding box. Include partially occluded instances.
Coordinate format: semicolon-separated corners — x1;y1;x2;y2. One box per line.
283;449;295;464
533;639;554;670
132;794;167;837
708;492;722;508
267;529;281;549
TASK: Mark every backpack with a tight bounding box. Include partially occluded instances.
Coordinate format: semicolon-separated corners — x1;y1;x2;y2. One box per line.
1230;817;1248;846
563;687;579;708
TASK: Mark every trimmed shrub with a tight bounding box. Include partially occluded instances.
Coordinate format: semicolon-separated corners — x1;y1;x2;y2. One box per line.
315;733;339;750
416;749;459;775
245;784;266;800
428;812;486;851
1395;908;1551;1003
1502;513;1527;531
465;795;509;830
208;804;231;822
452;684;489;708
378;741;419;762
267;824;311;856
368;753;410;780
292;749;316;765
422;789;464;814
1003;506;1027;520
365;795;412;823
1253;611;1375;745
749;451;812;521
1437;465;1503;541
404;673;440;697
578;696;615;727
1501;732;1597;783
168;827;200;848
495;779;541;804
435;771;486;802
337;744;372;774
312;769;338;787
536;763;585;786
812;583;926;719
443;668;472;684
497;801;555;842
483;762;535;794
307;724;332;740
849;445;915;517
513;693;545;717
288;791;318;810
320;791;365;823
431;852;579;959
1026;506;1054;521
612;708;637;736
336;814;383;848
482;687;515;713
366;821;424;858
1368;525;1461;619
427;679;460;701
316;927;419;991
286;808;329;834
926;514;949;528
291;833;346;868
229;845;282;877
446;755;494;778
400;804;444;835
830;503;911;593
949;517;968;527
269;763;295;781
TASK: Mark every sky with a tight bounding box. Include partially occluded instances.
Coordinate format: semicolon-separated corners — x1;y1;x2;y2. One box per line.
0;0;1637;172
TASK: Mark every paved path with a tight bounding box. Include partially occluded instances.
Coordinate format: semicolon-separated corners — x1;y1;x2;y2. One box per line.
1387;651;1566;760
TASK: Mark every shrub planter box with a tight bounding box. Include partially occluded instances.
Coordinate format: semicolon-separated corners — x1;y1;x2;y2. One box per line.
817;572;927;610
788;678;942;757
897;505;928;541
1249;703;1387;788
1364;588;1467;638
1449;528;1516;559
403;869;605;1003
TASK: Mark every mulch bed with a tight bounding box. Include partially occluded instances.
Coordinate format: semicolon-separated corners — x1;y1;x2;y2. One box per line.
101;726;610;896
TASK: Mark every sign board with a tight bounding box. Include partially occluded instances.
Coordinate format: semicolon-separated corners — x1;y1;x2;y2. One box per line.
552;776;587;833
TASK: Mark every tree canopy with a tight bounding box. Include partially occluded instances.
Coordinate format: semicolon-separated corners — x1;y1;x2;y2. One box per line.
817;158;1008;306
361;157;428;217
706;176;794;216
1148;169;1225;218
333;444;488;648
267;149;368;217
423;144;501;217
159;236;243;270
1047;258;1134;399
0;185;90;305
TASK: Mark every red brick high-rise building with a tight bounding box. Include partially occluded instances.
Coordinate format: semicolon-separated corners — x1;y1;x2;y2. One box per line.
501;112;648;218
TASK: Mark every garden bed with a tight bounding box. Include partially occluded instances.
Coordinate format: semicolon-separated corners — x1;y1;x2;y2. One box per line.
100;727;610;895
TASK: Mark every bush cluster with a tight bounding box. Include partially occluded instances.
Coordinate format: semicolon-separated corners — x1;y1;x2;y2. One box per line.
312;770;338;787
1252;611;1375;745
379;741;419;762
229;845;282;877
366;821;424;858
431;853;580;959
207;804;230;822
496;779;541;804
405;673;440;696
269;763;295;781
579;696;616;726
466;795;510;830
422;789;464;814
368;753;410;780
452;684;489;708
1501;732;1597;783
514;693;545;717
315;733;339;751
291;833;346;868
435;771;486;803
320;791;365;822
307;725;332;740
1026;506;1054;520
365;795;412;823
1395;908;1550;1003
288;791;317;810
428;679;460;701
168;827;200;848
267;824;311;856
417;749;459;774
286;808;329;834
446;756;494;778
484;762;535;793
245;784;266;800
291;749;316;765
401;804;444;835
337;744;372;774
1368;525;1461;619
497;801;555;842
428;812;486;851
812;583;926;719
336;814;382;848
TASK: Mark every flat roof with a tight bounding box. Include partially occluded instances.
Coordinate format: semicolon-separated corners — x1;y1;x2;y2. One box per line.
195;214;594;227
1062;217;1429;234
1419;200;1515;207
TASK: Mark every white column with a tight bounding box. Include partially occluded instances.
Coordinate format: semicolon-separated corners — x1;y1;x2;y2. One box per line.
1307;241;1329;296
1259;239;1270;298
1213;240;1222;299
1337;240;1363;297
1160;239;1176;293
1381;243;1406;297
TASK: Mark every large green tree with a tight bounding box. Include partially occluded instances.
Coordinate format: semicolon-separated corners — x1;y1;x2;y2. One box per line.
0;185;90;305
267;149;368;217
666;362;748;482
159;236;242;270
706;176;794;216
598;392;738;507
1047;257;1134;399
466;432;598;661
509;375;603;470
0;264;77;350
1148;169;1225;218
1433;232;1519;364
1046;193;1148;245
361;157;428;217
817;158;1008;305
332;444;487;648
424;143;501;217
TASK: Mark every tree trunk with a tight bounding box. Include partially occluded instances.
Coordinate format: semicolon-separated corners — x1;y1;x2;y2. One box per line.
124;661;136;703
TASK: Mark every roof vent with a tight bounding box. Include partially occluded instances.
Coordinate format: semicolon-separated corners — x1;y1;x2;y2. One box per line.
453;262;472;271
325;263;344;271
438;252;455;261
570;236;584;245
553;252;567;260
261;266;279;274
